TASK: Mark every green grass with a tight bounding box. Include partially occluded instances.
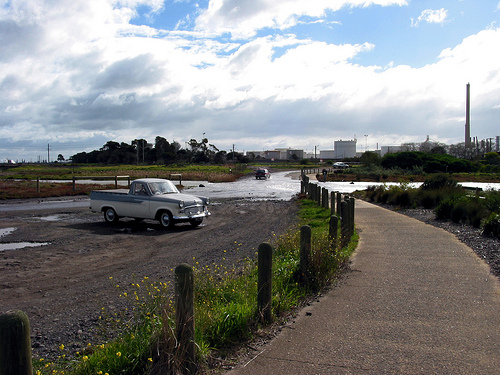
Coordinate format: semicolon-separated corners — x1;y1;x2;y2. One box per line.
0;163;250;183
32;198;358;375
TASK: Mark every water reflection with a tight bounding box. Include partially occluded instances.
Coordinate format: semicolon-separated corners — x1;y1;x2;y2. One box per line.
316;180;500;194
186;171;301;201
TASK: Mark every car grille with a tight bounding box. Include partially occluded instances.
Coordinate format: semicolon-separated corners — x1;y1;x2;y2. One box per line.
185;206;204;215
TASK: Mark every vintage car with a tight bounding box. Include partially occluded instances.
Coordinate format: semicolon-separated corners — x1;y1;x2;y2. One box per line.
90;178;210;228
255;168;271;179
333;162;349;169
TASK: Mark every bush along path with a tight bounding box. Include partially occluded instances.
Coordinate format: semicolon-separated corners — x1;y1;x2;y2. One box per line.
361;173;500;238
1;188;358;375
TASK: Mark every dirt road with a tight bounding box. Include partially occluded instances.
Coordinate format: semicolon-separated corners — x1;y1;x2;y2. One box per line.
0;197;298;359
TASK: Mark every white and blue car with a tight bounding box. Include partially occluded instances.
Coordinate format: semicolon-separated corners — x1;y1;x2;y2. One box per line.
90;178;210;228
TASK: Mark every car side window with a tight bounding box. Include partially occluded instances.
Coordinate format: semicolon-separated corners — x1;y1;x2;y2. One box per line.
134;183;148;196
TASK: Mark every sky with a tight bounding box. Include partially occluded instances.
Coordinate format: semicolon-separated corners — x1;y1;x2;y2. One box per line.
1;0;500;162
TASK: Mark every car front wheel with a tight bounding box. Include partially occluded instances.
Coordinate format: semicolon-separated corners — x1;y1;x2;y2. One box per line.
190;218;203;227
159;211;174;229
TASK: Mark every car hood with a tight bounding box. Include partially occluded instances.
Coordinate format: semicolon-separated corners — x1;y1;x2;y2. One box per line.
152;193;207;205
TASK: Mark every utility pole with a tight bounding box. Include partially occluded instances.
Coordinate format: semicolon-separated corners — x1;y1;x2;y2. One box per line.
47;144;50;163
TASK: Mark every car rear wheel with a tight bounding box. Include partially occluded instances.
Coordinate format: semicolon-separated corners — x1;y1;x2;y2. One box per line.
159;211;174;229
104;208;119;223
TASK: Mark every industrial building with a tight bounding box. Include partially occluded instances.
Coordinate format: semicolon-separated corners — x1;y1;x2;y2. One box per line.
334;140;357;159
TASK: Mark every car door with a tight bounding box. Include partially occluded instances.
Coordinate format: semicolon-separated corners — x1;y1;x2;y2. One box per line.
131;182;151;219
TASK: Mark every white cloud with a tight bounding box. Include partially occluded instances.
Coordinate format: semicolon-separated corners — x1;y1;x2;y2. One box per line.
411;8;448;27
195;0;408;38
1;0;499;161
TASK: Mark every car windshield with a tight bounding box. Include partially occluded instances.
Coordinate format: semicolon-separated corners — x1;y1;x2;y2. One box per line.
148;181;180;195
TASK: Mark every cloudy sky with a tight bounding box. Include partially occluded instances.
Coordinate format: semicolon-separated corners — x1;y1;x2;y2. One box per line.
1;0;500;162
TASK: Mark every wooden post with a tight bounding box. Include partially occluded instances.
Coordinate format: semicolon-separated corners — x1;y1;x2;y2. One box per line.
300;225;311;285
72;176;76;191
258;242;273;324
329;215;339;250
115;176;118;189
340;201;349;248
36;177;40;193
0;310;32;375
350;197;355;238
336;192;342;216
316;185;321;206
175;264;196;374
330;191;336;216
322;188;328;209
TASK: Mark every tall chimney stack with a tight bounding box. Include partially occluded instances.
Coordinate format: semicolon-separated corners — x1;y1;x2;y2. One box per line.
465;83;471;147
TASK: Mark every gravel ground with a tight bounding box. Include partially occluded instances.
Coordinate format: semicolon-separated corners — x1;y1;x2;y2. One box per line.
395;207;500;279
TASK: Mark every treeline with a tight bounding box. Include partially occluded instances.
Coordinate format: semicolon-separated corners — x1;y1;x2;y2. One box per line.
70;137;249;164
357;150;500;174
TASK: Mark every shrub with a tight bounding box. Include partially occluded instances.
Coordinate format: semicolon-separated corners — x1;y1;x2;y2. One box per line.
421;174;458;190
436;195;489;228
419;190;439;209
450;202;467;223
435;196;457;220
483;213;500;238
387;188;412;207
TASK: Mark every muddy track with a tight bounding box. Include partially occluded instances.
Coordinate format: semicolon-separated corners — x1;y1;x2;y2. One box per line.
0;198;299;360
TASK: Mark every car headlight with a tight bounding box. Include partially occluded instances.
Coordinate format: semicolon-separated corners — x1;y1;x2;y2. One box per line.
206;198;210;205
178;200;184;208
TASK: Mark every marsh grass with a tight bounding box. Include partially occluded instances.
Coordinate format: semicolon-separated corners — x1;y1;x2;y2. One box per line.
0;179;117;200
33;198;357;375
1;164;247;182
0;164;250;199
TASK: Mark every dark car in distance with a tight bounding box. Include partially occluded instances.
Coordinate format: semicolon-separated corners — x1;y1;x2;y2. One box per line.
255;168;271;180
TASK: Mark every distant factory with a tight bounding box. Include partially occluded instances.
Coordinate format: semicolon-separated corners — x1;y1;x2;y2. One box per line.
246;83;498;161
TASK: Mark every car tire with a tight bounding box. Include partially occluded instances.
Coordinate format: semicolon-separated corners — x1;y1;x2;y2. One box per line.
104;208;119;224
190;218;203;227
159;211;174;229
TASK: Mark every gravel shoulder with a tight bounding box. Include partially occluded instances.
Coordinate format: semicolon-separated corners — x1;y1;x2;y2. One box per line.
0;197;299;360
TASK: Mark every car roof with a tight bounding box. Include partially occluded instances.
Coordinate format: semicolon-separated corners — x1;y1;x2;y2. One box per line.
133;178;173;183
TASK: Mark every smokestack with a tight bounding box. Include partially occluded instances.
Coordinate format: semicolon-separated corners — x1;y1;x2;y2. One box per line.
465;83;471;147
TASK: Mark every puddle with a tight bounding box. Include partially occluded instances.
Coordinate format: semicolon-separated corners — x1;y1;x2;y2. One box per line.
0;227;17;238
0;242;50;251
39;214;67;221
0;226;50;251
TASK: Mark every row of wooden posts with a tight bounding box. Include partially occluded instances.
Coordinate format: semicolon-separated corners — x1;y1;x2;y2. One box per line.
0;175;355;375
33;173;184;193
301;174;355;248
172;175;356;373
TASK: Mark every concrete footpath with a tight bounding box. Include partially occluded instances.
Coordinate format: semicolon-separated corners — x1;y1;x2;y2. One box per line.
227;200;500;374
